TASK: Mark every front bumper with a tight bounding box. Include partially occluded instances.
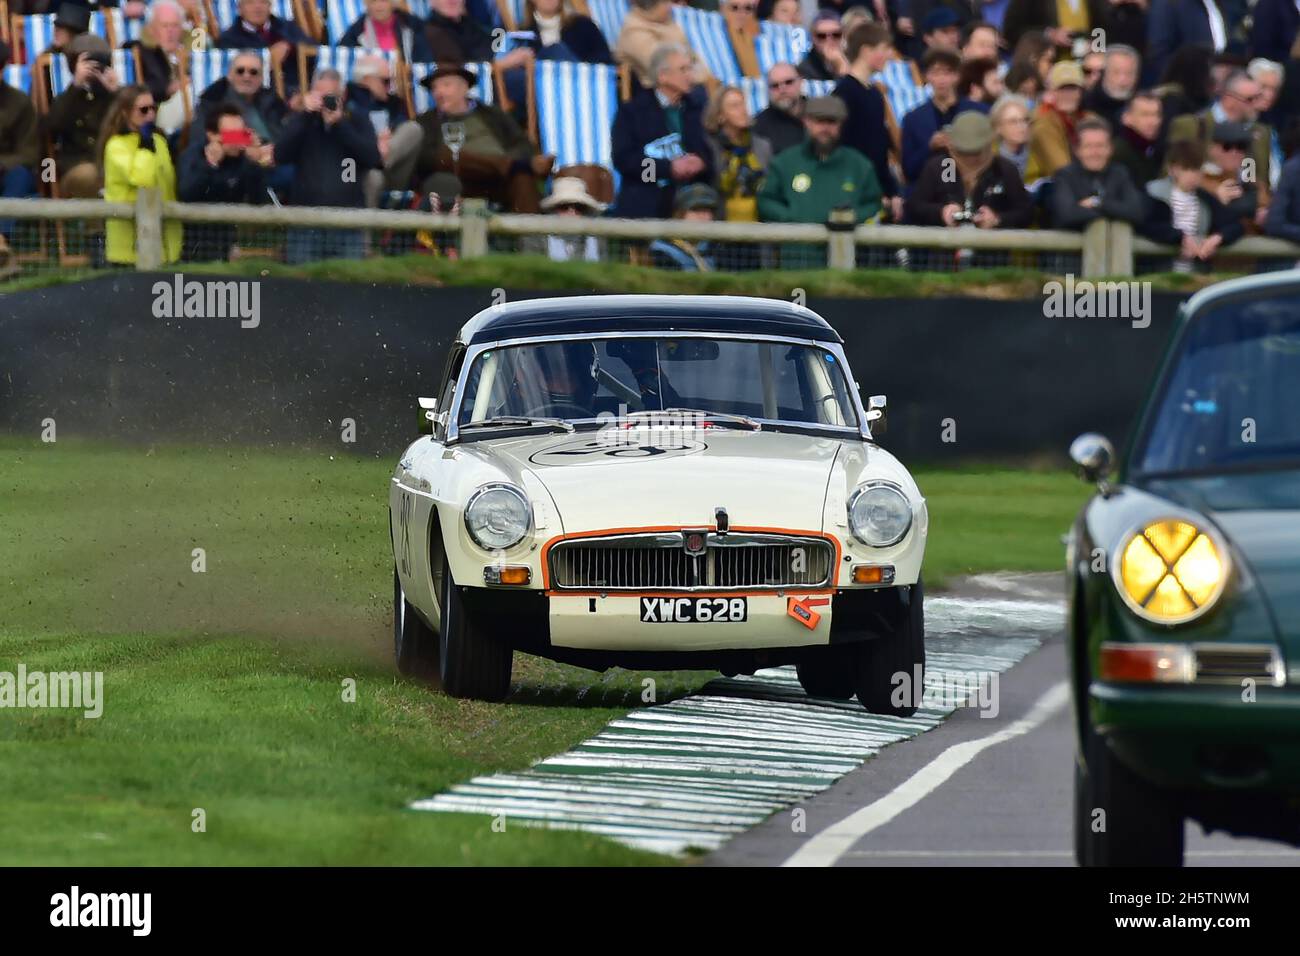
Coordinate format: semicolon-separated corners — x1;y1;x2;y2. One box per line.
1091;681;1300;790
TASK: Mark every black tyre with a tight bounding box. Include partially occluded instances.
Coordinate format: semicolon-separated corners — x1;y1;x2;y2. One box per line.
1076;723;1184;866
394;567;437;678
436;552;513;701
796;646;856;700
853;579;925;717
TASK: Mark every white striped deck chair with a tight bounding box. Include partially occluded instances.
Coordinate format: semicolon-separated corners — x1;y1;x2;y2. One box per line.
17;12;109;62
755;20;807;75
534;60;616;182
583;0;627;44
802;78;835;97
504;0;527;28
187;47;273;102
409;61;495;114
405;0;432;16
311;45;399;80
213;0;298;32
738;75;765;116
108;9;146;45
872;57;928;121
671;6;741;83
325;0;367;45
49;49;136;97
3;64;32;93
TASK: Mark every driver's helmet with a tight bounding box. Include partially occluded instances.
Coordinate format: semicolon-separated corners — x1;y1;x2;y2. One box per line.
539;341;599;410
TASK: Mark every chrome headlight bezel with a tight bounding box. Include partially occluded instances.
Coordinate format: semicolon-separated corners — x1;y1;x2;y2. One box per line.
1109;516;1232;626
464;482;532;552
847;480;914;548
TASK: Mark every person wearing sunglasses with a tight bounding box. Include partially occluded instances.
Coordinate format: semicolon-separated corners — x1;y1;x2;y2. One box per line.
797;9;847;81
1167;69;1273;215
754;62;809;156
187;52;292;166
100;85;182;265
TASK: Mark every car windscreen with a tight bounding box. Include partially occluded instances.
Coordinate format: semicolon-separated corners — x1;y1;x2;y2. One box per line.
1133;295;1300;476
456;337;859;428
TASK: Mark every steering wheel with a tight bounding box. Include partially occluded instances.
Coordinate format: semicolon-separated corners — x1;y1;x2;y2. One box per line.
523;401;591;419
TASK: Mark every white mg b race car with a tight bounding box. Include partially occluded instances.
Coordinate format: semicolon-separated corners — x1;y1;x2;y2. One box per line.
389;295;929;714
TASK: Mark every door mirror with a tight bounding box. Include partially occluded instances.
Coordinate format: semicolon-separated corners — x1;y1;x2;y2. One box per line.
1070;433;1115;487
417;396;438;435
865;394;887;437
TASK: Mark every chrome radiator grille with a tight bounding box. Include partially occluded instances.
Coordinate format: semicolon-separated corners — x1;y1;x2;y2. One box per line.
548;532;834;591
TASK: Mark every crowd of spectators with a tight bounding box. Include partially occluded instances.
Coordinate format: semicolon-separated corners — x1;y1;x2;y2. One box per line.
0;0;1298;271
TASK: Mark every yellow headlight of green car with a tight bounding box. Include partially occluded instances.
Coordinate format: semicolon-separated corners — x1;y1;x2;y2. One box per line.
1115;519;1229;625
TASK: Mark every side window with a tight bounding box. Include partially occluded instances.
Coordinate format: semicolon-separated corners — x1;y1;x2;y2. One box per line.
434;347;465;440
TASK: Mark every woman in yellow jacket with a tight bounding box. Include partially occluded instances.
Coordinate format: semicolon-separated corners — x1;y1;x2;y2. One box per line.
99;85;182;265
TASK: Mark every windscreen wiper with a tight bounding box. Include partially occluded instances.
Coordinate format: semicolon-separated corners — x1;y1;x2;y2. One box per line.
627;408;762;431
460;416;575;433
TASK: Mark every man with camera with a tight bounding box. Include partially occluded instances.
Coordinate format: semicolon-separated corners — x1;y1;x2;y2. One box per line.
274;68;381;263
178;104;275;260
45;34;120;199
906;110;1034;229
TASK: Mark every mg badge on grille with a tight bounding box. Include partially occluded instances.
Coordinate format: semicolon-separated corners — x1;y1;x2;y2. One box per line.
683;530;708;555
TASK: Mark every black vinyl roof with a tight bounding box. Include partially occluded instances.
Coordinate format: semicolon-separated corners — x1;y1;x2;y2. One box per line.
458;295;843;345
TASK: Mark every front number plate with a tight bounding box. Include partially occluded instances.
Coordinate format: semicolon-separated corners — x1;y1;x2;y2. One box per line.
639;596;748;623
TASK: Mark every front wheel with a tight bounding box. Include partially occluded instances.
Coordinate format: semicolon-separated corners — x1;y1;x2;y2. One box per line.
796;646;856;700
436;552;513;701
1075;725;1184;866
853;579;925;717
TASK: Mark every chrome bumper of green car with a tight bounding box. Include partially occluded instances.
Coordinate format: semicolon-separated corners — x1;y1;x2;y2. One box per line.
1091;682;1300;791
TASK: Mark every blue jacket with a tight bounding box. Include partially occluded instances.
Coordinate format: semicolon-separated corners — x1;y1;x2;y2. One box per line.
1265;155;1300;245
611;89;714;219
1146;0;1245;84
900;97;988;185
1249;0;1300;64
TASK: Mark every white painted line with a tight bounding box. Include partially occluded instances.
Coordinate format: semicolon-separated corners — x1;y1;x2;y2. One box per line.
781;681;1071;868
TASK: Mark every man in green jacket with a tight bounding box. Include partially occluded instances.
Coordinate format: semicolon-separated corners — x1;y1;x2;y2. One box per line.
757;95;882;268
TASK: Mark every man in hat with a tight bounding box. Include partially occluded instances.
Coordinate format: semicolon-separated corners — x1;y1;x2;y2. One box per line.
44;33;120;198
1168;70;1272;218
52;3;91;56
1025;59;1085;182
610;43;713;219
906;109;1033;228
758;95;881;265
216;0;310;70
1049;115;1146;229
412;63;554;214
1201;121;1264;229
649;184;718;270
536;176;606;262
919;7;962;54
901;47;987;184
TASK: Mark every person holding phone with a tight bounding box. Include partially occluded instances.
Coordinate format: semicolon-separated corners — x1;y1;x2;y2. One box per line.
99;85;182;265
46;35;121;200
178;104;274;260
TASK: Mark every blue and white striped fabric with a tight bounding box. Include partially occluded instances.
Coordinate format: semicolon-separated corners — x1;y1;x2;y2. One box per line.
187;48;273;101
409;61;495;113
584;0;627;43
19;12;109;61
504;0;527;28
534;60;616;173
311;44;399;79
212;0;298;33
3;64;32;93
109;10;146;44
755;20;807;75
405;0;431;16
802;78;835;98
49;49;136;96
738;75;836;115
324;0;366;45
671;6;741;83
872;57;928;121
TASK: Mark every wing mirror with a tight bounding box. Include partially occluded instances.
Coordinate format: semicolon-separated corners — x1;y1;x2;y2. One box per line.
1070;433;1115;492
417;396;438;435
865;394;887;437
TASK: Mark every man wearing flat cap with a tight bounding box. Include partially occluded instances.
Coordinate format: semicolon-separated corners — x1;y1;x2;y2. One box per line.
1201;121;1264;230
649;184;719;271
412;63;555;213
758;94;882;266
906;110;1034;229
44;33;120;199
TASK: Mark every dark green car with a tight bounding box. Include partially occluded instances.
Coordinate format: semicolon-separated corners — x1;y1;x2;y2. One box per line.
1068;271;1300;867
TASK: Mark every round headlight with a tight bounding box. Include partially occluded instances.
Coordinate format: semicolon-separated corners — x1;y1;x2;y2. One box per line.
1113;518;1229;625
849;482;913;547
464;484;532;551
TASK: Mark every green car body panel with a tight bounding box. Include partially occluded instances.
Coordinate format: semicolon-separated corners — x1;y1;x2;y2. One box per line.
1068;271;1300;841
